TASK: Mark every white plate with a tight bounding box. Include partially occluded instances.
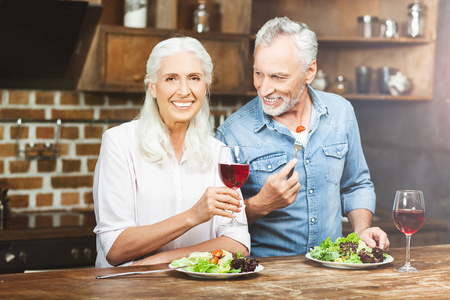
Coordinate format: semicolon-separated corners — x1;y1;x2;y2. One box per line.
169;263;264;279
305;253;394;270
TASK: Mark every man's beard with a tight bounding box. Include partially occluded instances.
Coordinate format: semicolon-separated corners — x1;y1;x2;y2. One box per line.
260;84;306;117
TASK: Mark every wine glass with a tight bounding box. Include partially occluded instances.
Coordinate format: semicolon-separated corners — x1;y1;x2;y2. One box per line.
218;146;249;227
392;190;425;272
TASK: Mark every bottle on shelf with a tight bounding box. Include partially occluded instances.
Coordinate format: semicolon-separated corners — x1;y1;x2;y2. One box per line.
193;0;210;33
124;0;147;28
330;76;350;95
407;0;426;38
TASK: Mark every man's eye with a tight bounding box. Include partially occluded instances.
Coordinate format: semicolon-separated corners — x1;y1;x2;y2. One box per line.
191;76;200;81
272;75;285;80
166;77;176;81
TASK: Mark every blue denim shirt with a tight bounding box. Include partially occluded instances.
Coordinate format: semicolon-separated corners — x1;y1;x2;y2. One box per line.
215;86;376;257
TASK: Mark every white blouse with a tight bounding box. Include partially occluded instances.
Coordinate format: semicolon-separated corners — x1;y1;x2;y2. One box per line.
93;120;250;268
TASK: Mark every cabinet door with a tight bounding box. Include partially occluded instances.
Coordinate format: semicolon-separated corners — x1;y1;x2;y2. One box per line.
200;36;249;95
79;26;249;95
103;33;164;91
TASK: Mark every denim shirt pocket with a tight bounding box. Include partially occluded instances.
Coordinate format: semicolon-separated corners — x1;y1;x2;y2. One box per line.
322;142;348;185
251;153;288;189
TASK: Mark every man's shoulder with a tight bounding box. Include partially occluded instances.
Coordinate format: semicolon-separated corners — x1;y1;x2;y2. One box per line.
314;90;352;109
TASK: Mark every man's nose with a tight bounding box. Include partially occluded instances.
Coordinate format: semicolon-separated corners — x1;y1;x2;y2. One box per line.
256;77;275;97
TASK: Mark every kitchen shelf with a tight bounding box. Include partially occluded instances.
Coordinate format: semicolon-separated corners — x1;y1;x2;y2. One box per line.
318;36;434;47
344;94;433;101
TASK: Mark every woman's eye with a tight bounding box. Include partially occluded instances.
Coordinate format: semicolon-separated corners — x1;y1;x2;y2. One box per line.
166;77;176;81
190;76;201;81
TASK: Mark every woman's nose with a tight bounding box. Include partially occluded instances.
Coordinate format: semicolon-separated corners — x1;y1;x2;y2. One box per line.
177;80;191;96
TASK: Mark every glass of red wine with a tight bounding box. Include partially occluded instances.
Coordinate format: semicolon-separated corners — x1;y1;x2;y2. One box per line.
218;146;250;227
392;190;425;272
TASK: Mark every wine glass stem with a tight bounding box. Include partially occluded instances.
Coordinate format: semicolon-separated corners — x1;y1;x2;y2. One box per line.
404;234;412;267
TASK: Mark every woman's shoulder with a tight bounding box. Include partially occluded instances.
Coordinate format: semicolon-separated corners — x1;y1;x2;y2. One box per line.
102;120;139;147
104;120;138;137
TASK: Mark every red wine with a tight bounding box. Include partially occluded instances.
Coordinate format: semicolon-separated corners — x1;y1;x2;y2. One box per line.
219;163;249;189
393;209;425;235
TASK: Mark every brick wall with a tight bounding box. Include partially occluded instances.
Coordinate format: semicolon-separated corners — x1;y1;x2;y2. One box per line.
0;89;248;213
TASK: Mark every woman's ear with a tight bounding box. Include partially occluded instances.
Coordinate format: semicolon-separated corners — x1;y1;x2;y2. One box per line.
304;60;318;85
149;83;157;98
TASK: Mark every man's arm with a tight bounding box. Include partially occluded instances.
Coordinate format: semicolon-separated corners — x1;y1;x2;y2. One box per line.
245;159;300;224
347;208;390;250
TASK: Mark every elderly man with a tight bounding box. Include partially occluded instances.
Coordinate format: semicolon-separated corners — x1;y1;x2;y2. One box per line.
216;17;389;257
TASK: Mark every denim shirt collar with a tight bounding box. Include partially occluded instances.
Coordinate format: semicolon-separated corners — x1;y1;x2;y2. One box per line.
254;85;329;133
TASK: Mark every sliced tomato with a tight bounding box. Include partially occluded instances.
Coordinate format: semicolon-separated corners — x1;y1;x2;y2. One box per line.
212;250;223;257
210;256;219;265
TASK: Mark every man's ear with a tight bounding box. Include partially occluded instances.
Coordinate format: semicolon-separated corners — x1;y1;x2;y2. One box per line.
149;83;157;98
304;60;318;85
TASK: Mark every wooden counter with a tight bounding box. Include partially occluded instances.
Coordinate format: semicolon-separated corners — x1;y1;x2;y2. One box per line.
0;244;449;299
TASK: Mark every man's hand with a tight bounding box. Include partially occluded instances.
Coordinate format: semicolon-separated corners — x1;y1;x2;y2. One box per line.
358;227;390;251
245;158;301;224
347;208;390;250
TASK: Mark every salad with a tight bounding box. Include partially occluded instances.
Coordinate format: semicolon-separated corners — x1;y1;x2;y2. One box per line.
170;250;259;273
309;232;390;264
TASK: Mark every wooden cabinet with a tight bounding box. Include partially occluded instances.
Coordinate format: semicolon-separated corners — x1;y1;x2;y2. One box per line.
251;0;439;101
79;0;438;100
78;26;249;94
78;0;252;95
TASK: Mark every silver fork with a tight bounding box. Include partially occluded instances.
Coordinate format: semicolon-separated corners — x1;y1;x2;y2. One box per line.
287;139;303;179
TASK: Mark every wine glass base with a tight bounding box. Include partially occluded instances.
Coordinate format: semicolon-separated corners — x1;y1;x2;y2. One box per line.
394;265;420;272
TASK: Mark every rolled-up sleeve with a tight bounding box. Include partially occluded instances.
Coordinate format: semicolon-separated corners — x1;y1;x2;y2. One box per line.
93;129;137;266
340;110;376;215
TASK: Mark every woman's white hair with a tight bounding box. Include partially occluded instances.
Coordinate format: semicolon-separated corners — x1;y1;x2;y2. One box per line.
137;36;214;171
255;17;317;74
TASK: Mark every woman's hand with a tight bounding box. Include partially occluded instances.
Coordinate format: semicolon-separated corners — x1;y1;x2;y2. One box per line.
189;187;242;224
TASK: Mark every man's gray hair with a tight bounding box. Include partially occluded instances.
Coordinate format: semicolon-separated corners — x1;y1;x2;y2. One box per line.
255;17;318;73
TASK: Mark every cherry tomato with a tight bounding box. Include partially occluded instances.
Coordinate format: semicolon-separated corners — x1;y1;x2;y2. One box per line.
296;125;306;133
212;250;223;257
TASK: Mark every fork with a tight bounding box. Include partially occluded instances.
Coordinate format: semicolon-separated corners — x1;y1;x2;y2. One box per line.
286;138;303;179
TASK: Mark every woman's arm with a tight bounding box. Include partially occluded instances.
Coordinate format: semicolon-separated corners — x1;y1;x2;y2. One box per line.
133;236;249;266
106;186;243;266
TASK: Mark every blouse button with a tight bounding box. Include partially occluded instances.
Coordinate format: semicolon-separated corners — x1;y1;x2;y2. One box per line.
309;189;314;194
311;218;316;223
306;159;310;164
337;151;341;155
268;165;272;169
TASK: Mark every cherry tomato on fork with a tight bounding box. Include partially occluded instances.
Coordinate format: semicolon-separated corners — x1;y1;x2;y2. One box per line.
296;125;306;133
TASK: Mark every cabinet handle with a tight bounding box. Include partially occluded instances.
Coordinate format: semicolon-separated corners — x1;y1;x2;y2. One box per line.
71;248;80;260
19;251;27;264
5;252;15;263
83;248;92;260
133;74;145;82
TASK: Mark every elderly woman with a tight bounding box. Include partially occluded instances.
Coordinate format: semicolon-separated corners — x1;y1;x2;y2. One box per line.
93;37;250;268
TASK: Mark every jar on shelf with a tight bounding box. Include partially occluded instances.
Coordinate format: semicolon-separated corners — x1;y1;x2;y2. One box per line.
310;70;329;91
408;0;426;38
357;15;379;38
330;76;350;95
193;0;210;33
124;0;147;28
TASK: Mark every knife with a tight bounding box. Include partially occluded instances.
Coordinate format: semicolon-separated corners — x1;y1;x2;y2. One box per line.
96;265;188;279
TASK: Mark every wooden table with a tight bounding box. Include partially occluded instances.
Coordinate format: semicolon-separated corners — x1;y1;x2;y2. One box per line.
1;245;449;299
